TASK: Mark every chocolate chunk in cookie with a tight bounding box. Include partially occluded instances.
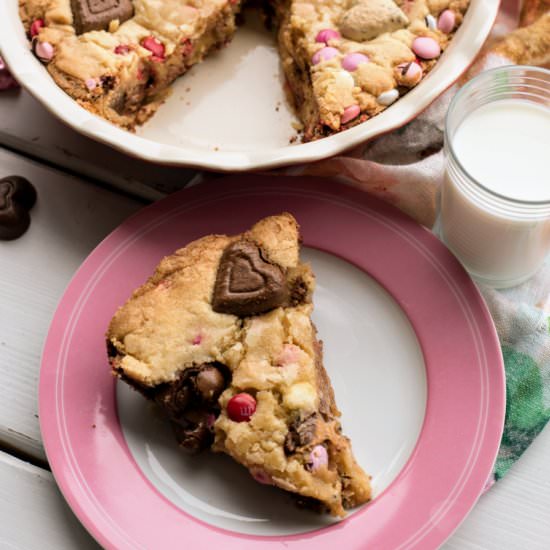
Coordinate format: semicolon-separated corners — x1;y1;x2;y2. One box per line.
153;363;228;418
70;0;134;35
0;176;37;240
212;241;288;316
285;413;318;454
171;410;214;454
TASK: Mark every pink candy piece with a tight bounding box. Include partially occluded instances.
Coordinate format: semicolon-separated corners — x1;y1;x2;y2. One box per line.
398;61;422;81
309;445;328;471
341;104;360;124
141;36;165;60
275;344;301;366
34;41;54;62
181;38;193;57
249;467;273;485
191;333;203;345
412;36;441;60
114;44;131;55
397;61;422;86
30;19;45;38
227;393;256;422
85;78;97;91
341;52;369;72
437;10;456;33
315;29;341;44
312;47;338;65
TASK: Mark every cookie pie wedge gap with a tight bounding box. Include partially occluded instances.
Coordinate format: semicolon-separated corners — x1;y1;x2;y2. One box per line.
107;213;371;517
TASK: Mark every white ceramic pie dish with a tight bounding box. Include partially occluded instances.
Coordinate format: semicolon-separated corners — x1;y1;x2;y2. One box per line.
0;0;499;171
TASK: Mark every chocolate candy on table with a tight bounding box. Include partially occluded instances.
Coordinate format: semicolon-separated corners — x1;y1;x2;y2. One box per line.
0;57;19;90
70;0;134;35
0;176;37;240
212;240;288;316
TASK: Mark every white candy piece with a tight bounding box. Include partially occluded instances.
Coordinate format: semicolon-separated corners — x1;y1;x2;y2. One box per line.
377;88;399;106
334;70;355;89
425;14;437;30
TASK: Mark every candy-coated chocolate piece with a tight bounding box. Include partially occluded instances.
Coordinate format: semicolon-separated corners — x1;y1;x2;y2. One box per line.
85;78;97;91
30;19;45;38
227;393;256;422
312;46;338;65
250;467;273;485
315;29;341;44
377;88;399;106
141;36;165;60
341;104;360;124
438;10;456;33
33;40;54;62
412;36;441;59
309;445;328;471
276;344;301;366
425;14;436;30
114;44;131;55
396;61;422;86
341;52;369;72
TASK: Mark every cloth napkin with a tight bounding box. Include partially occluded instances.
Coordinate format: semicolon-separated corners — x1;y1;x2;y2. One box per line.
287;0;550;485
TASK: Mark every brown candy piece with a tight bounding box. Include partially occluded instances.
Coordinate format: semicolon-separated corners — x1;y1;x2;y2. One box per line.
212;241;288;316
171;410;213;454
195;365;226;402
0;176;37;240
70;0;134;35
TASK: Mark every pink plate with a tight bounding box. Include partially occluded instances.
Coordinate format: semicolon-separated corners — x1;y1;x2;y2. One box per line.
40;176;505;550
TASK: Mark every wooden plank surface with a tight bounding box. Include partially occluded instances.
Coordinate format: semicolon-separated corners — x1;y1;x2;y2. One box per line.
0;87;196;200
0;450;100;549
0;148;143;463
445;422;550;549
0;428;549;550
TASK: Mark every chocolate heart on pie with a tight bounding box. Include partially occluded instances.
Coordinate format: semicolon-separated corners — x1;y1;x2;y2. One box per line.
0;175;37;240
70;0;134;35
212;240;288;316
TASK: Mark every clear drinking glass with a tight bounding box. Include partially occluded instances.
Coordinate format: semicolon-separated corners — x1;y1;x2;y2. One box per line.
440;66;550;288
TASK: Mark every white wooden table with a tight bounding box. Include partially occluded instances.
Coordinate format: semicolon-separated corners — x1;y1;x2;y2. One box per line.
1;87;549;550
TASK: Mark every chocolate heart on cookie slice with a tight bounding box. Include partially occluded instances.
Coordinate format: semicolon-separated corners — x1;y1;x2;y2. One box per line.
212;240;289;316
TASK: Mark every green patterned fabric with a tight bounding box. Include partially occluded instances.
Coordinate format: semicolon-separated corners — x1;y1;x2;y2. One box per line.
479;260;550;482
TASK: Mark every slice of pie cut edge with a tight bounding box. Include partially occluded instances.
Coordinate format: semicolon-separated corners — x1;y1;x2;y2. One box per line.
107;213;371;517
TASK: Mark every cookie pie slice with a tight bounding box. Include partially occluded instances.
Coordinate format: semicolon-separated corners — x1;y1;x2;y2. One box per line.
107;213;371;516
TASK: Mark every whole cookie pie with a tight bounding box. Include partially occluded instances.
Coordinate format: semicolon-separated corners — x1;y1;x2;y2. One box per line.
20;0;469;140
107;213;371;516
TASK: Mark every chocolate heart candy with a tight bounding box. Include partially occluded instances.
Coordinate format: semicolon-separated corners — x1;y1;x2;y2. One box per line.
70;0;134;35
212;240;288;316
0;176;37;240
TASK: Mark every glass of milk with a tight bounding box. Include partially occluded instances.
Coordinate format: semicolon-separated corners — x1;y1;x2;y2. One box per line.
440;65;550;288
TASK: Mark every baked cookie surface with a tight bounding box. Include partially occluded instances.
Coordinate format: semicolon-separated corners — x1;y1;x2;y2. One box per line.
107;213;371;516
20;0;469;139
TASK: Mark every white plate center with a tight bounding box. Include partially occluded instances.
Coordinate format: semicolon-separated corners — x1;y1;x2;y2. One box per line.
118;248;427;536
